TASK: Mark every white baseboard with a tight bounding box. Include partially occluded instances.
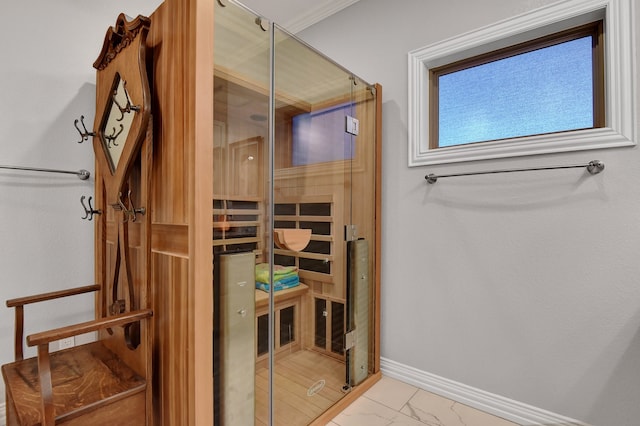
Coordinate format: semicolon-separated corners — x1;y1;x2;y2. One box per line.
380;357;589;426
0;402;5;426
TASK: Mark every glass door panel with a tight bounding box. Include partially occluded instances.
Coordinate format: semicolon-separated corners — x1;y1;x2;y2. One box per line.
272;26;377;425
213;2;377;425
213;2;269;425
344;76;377;390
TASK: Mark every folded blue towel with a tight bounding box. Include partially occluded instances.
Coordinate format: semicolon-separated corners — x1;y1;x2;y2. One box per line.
255;263;298;283
256;275;300;292
257;273;299;286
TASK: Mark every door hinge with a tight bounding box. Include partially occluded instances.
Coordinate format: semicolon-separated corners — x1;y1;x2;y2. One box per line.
345;224;358;241
345;330;357;351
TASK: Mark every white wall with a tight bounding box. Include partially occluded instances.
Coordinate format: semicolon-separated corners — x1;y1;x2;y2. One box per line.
3;1;639;425
0;0;162;406
299;1;640;425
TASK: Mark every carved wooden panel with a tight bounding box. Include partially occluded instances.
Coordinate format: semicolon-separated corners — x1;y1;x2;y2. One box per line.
92;12;154;424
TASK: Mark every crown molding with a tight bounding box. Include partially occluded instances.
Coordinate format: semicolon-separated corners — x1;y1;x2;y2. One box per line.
284;0;360;33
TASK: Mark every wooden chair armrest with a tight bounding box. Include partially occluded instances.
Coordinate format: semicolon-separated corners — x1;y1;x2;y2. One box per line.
7;284;101;361
6;284;100;308
26;309;153;347
30;309;152;426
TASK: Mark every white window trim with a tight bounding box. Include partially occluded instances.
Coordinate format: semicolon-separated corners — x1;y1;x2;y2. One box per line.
407;0;636;167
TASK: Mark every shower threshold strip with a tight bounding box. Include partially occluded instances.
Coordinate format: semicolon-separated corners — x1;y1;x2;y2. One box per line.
425;160;604;184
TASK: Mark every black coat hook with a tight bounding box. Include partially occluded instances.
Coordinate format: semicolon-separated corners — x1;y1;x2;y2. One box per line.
113;81;140;121
104;124;124;148
74;115;96;144
116;190;146;222
81;196;102;220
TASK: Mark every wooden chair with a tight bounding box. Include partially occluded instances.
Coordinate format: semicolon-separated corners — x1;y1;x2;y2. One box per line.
1;284;152;426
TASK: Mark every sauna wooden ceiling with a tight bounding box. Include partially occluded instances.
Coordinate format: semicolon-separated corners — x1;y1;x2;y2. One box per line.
215;0;366;114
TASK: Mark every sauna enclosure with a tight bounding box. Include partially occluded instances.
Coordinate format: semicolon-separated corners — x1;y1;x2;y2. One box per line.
210;2;381;424
93;0;382;424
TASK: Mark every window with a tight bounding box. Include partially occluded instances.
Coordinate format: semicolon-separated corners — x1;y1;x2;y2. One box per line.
291;103;355;166
432;22;603;149
408;0;636;166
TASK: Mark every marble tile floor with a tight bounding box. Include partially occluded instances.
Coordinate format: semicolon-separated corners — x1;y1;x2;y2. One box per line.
329;376;520;426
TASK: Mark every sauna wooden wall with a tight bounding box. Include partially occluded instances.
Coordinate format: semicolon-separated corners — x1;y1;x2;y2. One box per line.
146;0;214;424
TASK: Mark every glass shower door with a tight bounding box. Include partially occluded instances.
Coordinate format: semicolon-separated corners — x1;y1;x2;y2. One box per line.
271;25;378;425
213;2;270;425
213;2;378;424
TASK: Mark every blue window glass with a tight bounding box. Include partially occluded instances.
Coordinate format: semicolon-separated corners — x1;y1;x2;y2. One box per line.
292;103;355;166
438;36;594;147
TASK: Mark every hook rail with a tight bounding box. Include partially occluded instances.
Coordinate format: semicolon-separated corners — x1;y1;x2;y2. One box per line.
0;165;90;180
425;160;604;184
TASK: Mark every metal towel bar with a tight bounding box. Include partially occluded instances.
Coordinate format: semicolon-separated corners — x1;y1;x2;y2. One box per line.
0;165;90;180
425;160;604;184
